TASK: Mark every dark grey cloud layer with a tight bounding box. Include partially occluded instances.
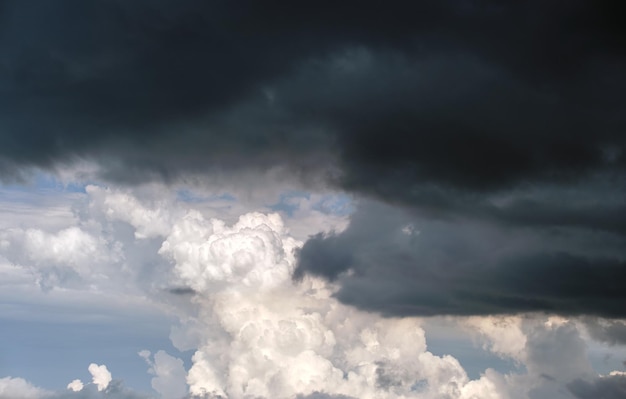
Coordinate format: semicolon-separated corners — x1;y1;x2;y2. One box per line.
1;1;624;183
295;200;626;317
568;374;626;399
2;1;625;316
584;319;626;346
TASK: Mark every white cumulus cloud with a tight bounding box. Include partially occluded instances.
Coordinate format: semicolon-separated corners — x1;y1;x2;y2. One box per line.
1;183;614;399
0;377;47;399
89;363;112;392
157;210;503;399
67;379;84;392
140;350;188;399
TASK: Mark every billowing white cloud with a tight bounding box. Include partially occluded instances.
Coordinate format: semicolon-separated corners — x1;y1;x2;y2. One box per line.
159;211;300;291
0;217;123;292
0;377;47;399
140;350;188;399
1;182;618;399
458;369;509;399
462;316;603;398
157;209;505;399
86;185;174;239
67;379;84;392
464;316;527;361
89;363;112;392
1;226;108;267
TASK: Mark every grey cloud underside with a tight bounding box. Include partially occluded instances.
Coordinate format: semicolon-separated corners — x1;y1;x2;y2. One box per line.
568;374;626;399
2;1;626;317
168;286;197;296
295;394;356;399
583;318;626;346
294;200;626;317
47;380;150;399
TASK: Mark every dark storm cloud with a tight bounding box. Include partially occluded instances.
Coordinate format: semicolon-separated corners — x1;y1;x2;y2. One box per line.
583;319;626;346
0;0;452;179
568;374;626;399
295;200;626;317
1;0;624;184
2;1;626;316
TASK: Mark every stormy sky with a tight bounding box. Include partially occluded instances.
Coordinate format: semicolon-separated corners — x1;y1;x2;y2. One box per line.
1;1;625;398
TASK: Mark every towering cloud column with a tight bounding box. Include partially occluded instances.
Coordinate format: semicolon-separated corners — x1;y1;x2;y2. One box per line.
158;211;498;399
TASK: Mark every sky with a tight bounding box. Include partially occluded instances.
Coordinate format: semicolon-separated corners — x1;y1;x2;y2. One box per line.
1;1;625;398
